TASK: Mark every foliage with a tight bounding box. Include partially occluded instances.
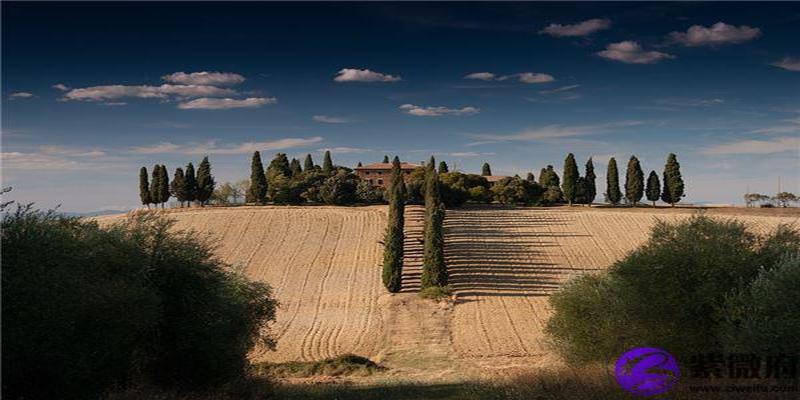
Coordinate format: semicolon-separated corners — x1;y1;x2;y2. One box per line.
624;155;644;205
139;166;151;206
256;354;383;378
171;167;188;206
303;153;315;172
469;186;493;203
542;186;564;205
248;151;268;204
404;167;427;204
744;193;770;208
1;208;278;399
645;170;660;206
439;172;489;207
382;157;405;293
491;176;543;205
150;164;162;207
581;158;596;205
561;153;579;205
267;153;292;177
356;179;385;203
212;182;243;205
322;150;334;175
319;170;359;205
773;192;798;208
539;165;560;188
418;285;453;301
546;216;800;363
184;163;198;203
195;156;215;206
438;160;449;173
605;157;621;205
481;162;492;176
661;153;685;206
289;158;302;177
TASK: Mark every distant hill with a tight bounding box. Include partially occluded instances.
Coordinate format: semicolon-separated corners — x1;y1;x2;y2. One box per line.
60;209;129;218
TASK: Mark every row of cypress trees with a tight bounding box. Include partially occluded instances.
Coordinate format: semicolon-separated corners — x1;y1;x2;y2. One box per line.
247;151;336;204
138;157;215;208
601;153;684;206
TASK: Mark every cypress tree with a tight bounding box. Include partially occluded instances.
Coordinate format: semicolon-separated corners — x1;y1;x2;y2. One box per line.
624;155;644;206
539;168;548;186
646;170;660;207
139;167;151;208
322;150;333;175
248;151;268;204
158;165;170;207
195;156;215;206
526;172;536;183
481;163;492;176
357;161;363;167
149;164;161;208
382;156;405;292
184;163;197;206
268;153;292;177
438;161;449;173
382;155;390;163
584;158;596;205
422;156;447;288
562;153;579;206
661;153;685;207
303;154;315;172
606;157;622;205
290;158;302;177
170;167;187;207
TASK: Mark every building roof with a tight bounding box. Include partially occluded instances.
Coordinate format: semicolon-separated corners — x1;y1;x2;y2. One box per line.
484;175;510;183
355;162;420;170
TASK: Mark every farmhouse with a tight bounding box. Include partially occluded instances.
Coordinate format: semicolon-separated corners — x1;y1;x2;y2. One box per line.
484;175;509;186
355;162;420;188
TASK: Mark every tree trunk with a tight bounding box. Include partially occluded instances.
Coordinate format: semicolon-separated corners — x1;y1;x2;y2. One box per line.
652;201;656;207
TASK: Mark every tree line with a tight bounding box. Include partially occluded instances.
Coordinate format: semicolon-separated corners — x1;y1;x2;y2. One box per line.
138;156;215;208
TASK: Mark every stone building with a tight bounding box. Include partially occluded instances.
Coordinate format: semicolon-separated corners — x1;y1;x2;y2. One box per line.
354;162;420;188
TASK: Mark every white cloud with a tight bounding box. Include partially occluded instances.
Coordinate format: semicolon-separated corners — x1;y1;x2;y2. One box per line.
750;117;800;134
62;84;237;101
464;72;497;81
771;57;800;72
316;147;370;154
399;104;480;117
436;151;496;157
39;146;106;157
176;97;276;110
540;18;612;37
334;68;401;83
669;22;761;47
1;152;89;170
312;115;349;124
8;92;34;99
130;137;323;155
162;71;245;86
655;98;725;107
597;41;675;64
52;83;70;91
701;136;799;155
540;84;580;94
470;120;643;143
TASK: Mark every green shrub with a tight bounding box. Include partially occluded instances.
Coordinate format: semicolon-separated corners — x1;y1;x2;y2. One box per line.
319;171;359;205
255;354;383;378
418;285;453;301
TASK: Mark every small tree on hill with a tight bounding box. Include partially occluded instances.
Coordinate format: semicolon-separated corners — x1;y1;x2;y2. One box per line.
606;157;622;205
195;157;215;206
583;158;597;205
290;158;302;177
171;167;187;207
625;155;644;206
267;153;292;177
773;192;798;208
661;153;685;207
248;151;268;204
422;157;447;288
322;150;334;175
303;153;315;172
184;163;198;206
158;165;170;207
439;161;449;173
481;163;492;176
646;171;660;207
149;165;161;208
139;167;151;208
383;155;390;163
382;157;405;292
562;153;579;206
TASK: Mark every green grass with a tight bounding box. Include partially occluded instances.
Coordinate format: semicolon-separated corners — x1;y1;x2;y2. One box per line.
418;285;453;301
254;354;385;378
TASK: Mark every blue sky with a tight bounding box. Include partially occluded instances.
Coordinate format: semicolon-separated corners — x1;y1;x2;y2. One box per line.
2;2;799;212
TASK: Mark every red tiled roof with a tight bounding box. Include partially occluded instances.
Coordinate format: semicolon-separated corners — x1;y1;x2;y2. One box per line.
355;162;420;170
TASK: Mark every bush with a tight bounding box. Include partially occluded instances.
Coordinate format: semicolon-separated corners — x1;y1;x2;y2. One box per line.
418;285;453;301
255;354;383;378
546;216;800;364
1;208;278;399
721;253;800;356
319;171;359;205
356;179;385;203
491;176;543;205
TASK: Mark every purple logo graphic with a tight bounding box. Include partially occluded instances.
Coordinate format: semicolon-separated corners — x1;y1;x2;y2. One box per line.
615;347;680;396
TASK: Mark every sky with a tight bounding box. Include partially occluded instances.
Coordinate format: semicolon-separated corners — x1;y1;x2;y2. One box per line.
2;2;799;212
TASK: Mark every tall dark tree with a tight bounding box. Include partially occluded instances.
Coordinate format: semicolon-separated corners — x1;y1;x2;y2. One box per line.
661;153;685;207
170;167;187;207
139;167;151;208
149;165;161;208
158;165;170;207
267;153;292;177
625;155;644;206
195;156;215;206
481;162;492;176
303;153;315;172
539;168;548;185
357;161;363;167
438;161;449;174
248;151;268;204
606;157;622;205
184;163;198;205
526;172;536;183
422;157;447;288
562;153;579;206
382;156;405;292
584;157;597;205
289;158;302;177
539;165;560;188
646;170;661;207
322;150;333;175
382;155;390;163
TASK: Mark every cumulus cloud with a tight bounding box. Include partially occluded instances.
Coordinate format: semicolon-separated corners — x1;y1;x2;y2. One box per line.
62;84;237;101
597;41;675;64
470;120;642;143
176;97;276;110
464;72;497;81
701;136;799;155
334;68;401;83
162;71;245;86
130;137;323;155
399;104;480;117
8;92;34;99
540;18;612;37
2;146;111;171
771;57;800;72
316;147;370;154
52;83;70;91
669;22;761;47
39;146;106;157
312;115;349;123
